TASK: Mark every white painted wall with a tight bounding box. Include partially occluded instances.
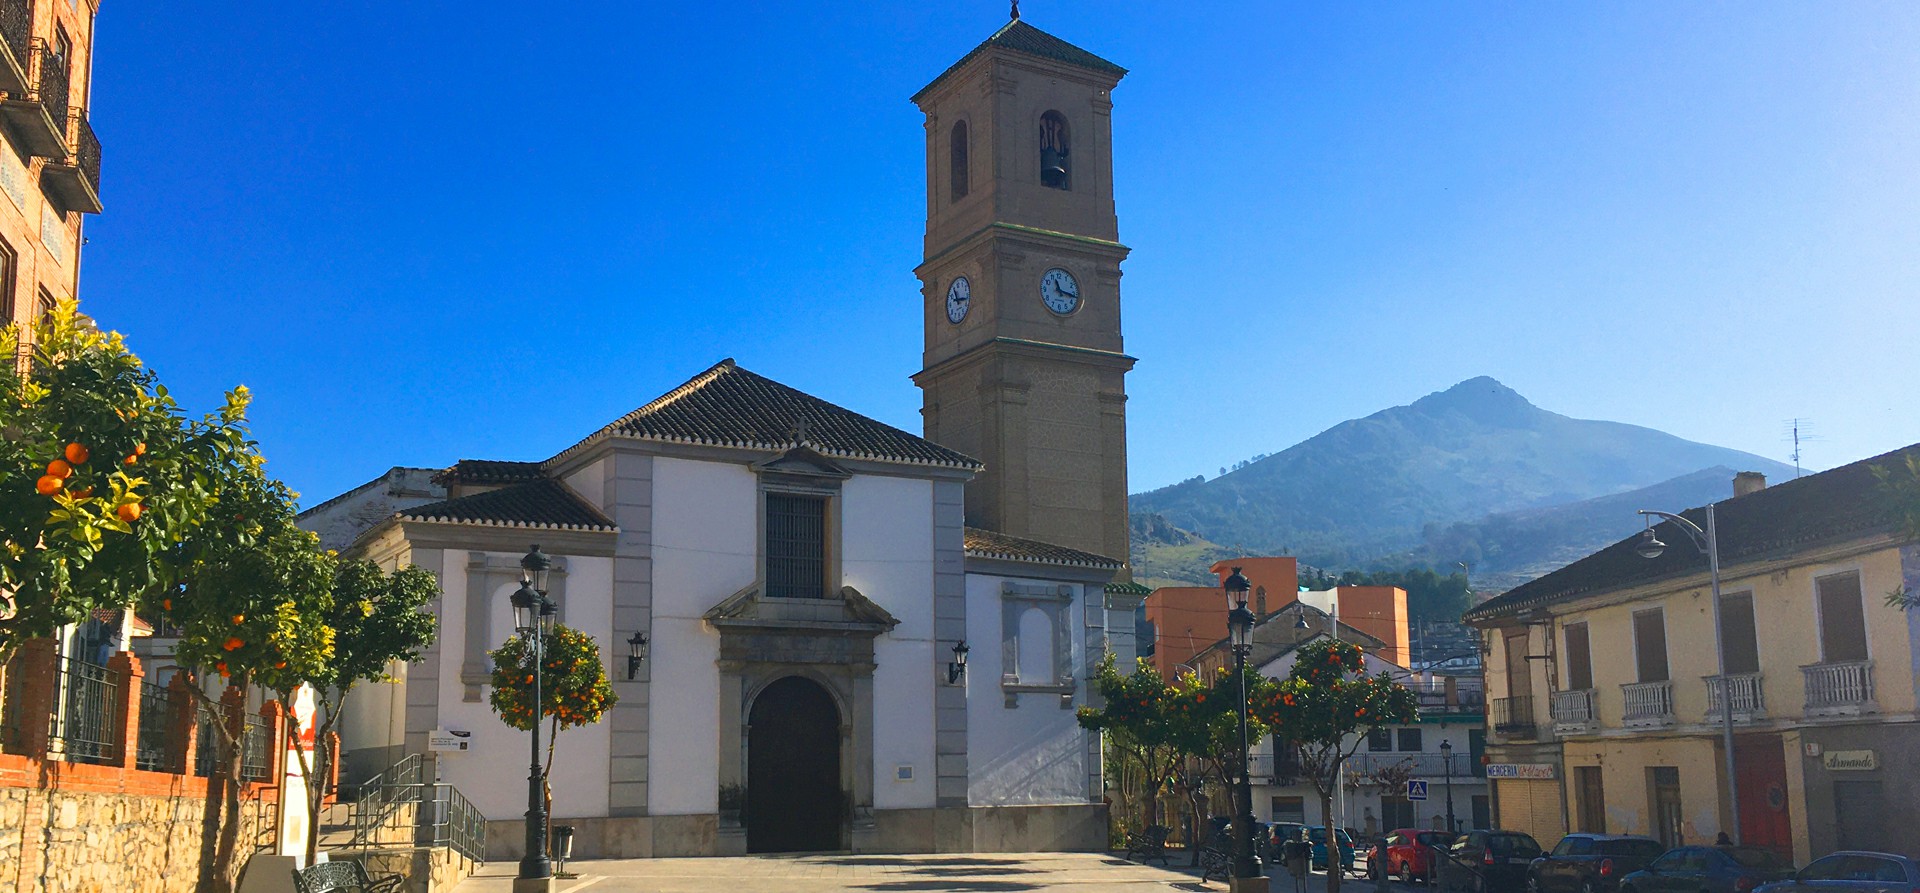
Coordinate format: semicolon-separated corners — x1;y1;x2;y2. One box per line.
647;456;753;816
963;573;1095;807
562;457;606;511
842;474;938;810
430;549;617;822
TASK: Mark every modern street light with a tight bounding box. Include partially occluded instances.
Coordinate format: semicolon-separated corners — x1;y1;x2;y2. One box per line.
513;545;556;890
1439;739;1456;834
1224;567;1262;891
1636;505;1741;846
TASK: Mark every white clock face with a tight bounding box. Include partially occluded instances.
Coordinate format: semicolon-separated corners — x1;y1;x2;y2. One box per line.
946;277;971;324
1040;268;1080;315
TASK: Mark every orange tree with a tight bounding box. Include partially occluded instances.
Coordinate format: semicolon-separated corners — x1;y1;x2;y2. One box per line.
489;623;617;825
0;301;258;653
1078;655;1185;834
1252;639;1418;893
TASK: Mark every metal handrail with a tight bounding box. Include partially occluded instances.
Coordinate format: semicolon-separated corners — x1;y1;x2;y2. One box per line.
48;655;118;765
134;679;174;772
346;753;423;849
426;783;488;863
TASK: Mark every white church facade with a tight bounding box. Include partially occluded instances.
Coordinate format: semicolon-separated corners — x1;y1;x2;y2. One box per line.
299;13;1148;859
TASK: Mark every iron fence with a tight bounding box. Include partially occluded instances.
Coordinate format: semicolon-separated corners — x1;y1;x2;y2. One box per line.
71;111;97;191
0;0;26;71
33;42;65;126
0;651;23;755
134;679;174;772
194;707;219;777
240;713;271;782
48;656;118;765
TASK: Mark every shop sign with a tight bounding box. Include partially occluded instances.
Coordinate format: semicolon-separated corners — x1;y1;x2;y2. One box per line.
1822;750;1877;771
1486;763;1556;780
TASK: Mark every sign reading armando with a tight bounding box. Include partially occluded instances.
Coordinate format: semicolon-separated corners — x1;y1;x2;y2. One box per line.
1822;750;1878;771
1485;763;1557;780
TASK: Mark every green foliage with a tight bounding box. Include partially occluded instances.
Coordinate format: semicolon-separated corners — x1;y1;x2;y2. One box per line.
1873;455;1920;610
319;560;440;690
168;519;336;690
0;301;262;650
489;625;618;733
1251;639;1419;788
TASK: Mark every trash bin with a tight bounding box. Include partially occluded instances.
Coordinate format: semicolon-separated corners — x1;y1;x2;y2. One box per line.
554;825;576;874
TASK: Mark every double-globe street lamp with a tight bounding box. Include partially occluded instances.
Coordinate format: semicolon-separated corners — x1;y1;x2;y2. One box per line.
1635;505;1741;846
1223;568;1262;891
1438;739;1456;834
512;545;560;890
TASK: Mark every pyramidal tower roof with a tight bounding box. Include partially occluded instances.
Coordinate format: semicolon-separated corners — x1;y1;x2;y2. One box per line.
913;17;1127;102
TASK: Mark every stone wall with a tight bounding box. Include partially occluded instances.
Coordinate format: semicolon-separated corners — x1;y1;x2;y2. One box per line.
0;764;269;893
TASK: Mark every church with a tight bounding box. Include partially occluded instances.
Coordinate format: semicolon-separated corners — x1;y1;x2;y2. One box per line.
301;13;1148;858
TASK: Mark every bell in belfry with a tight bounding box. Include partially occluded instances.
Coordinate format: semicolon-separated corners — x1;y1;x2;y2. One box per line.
1041;146;1068;186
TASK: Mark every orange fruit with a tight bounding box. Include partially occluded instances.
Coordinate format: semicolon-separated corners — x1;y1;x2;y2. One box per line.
35;475;62;495
46;459;72;478
223;636;243;651
161;598;172;611
216;663;228;675
116;503;142;522
133;443;146;456
64;443;88;464
123;454;137;465
71;487;91;499
274;661;287;669
231;614;244;625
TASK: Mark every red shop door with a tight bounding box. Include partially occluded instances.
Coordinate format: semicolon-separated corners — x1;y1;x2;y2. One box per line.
1734;735;1791;856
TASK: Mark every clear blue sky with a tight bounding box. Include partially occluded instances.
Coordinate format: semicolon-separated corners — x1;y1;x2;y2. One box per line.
78;3;1920;506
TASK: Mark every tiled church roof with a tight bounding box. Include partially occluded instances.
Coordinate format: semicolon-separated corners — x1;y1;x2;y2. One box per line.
914;20;1126;101
431;459;544;486
964;526;1123;569
561;359;982;471
1466;442;1920;623
398;479;617;532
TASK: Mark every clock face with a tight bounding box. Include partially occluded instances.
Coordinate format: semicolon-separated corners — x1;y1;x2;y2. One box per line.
1040;268;1080;315
945;277;971;324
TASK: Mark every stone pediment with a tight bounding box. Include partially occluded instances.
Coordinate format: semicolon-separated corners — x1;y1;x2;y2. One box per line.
749;445;853;481
703;583;900;635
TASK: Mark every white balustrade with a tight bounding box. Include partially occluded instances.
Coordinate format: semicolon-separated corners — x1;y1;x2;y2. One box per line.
1621;680;1675;724
1704;673;1765;718
1550;689;1596;726
1802;661;1874;714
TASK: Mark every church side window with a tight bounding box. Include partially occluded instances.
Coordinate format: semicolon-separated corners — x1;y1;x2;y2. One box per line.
1039;110;1070;190
950;120;969;202
766;492;827;599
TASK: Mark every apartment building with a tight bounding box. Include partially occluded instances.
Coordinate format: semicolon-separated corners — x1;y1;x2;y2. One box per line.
0;0;100;336
1464;447;1920;863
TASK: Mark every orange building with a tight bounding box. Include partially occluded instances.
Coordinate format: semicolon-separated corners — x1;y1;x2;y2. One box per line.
1314;585;1410;667
1209;557;1298;616
1146;556;1300;676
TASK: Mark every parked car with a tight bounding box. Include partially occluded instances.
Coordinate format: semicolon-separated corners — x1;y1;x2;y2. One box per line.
1621;846;1795;893
1310;826;1358;873
1755;852;1920;893
1375;828;1454;883
1528;833;1667;893
1268;822;1309;865
1451;830;1546;893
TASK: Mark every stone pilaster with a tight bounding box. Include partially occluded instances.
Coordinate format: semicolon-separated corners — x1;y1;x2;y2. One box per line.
603;451;654;817
106;651;141;769
931;480;970;809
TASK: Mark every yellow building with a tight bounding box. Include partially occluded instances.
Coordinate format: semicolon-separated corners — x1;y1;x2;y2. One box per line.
1465;448;1920;863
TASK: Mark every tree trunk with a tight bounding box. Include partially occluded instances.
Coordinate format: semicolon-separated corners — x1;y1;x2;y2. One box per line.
1322;784;1340;893
210;731;245;893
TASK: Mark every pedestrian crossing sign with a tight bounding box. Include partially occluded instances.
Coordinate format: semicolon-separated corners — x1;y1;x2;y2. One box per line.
1407;780;1429;801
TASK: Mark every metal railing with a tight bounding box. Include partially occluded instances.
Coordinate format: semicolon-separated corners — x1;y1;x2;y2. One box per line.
347;753;424;849
0;0;27;73
32;42;65;125
135;679;174;772
1347;752;1479;778
425;783;488;863
240;713;271;782
1550;688;1596;725
1246;751;1302;783
1622;680;1675;724
194;707;219;777
1705;673;1765;718
1803;660;1874;712
1491;696;1535;737
68;110;96;187
48;656;118;765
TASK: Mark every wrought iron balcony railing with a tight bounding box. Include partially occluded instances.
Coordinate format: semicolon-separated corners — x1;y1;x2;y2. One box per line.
41;109;99;213
1;40;69;159
1704;673;1765;719
1803;660;1874;716
48;655;118;766
1621;680;1675;726
1550;688;1596;727
0;0;28;93
1492;695;1536;738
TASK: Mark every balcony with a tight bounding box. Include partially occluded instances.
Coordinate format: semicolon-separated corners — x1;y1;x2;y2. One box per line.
1247;751;1303;785
1550;689;1597;729
0;0;28;95
1492;695;1537;739
0;43;67;159
1621;680;1675;727
40;111;99;213
1803;660;1875;717
1347;752;1482;779
1704;673;1766;721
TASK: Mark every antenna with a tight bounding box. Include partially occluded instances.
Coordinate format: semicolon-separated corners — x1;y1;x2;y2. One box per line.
1782;418;1819;479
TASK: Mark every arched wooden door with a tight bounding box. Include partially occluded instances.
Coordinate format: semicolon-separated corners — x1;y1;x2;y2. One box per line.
746;676;844;853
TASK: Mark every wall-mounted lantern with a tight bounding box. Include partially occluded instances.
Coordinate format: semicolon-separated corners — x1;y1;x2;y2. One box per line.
947;640;969;686
626;631;649;680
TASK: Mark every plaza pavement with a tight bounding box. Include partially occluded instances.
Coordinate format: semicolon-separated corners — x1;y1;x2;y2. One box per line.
451;852;1418;893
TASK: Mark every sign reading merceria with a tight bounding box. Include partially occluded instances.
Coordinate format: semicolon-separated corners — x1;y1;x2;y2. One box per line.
1822;750;1878;771
1485;763;1556;780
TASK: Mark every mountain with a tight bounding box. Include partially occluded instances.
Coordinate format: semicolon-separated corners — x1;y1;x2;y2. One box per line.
1130;377;1798;572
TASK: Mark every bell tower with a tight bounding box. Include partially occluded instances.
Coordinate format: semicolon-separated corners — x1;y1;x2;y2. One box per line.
910;14;1134;565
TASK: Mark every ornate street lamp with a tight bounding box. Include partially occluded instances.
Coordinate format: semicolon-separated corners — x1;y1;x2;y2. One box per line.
947;640;970;686
626;631;649;681
1224;567;1261;889
514;545;555;888
1439;739;1457;834
1636;505;1741;845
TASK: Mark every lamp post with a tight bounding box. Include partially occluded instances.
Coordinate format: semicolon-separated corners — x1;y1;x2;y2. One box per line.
1635;505;1740;846
1439;739;1456;834
1224;568;1262;891
512;545;556;890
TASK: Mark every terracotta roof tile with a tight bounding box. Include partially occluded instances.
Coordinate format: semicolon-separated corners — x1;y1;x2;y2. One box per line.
964;526;1122;569
398;479;617;532
915;20;1126;101
431;459;544;486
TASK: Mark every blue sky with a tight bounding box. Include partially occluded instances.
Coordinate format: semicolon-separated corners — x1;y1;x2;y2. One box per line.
78;3;1920;506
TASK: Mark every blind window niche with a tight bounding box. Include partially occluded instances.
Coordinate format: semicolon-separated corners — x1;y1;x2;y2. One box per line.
1633;609;1669;683
1816;572;1869;662
1719;592;1761;675
1564;622;1594;691
765;492;828;599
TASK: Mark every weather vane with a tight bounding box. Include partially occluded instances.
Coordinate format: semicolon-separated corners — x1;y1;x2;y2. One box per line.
1011;0;1020;20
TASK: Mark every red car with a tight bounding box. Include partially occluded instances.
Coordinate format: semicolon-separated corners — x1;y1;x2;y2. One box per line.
1375;828;1454;883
